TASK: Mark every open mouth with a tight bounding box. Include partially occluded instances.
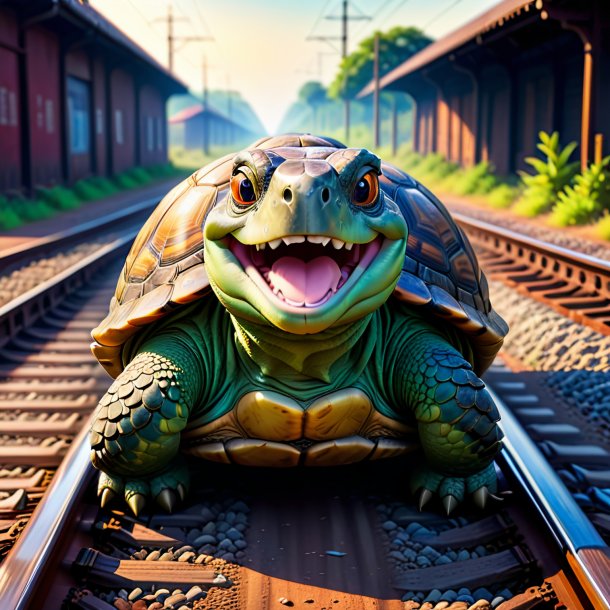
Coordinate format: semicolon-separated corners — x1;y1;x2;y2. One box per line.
229;234;382;308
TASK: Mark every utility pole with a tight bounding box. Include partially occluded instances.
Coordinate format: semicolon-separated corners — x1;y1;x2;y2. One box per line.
158;3;213;74
373;31;380;148
308;1;370;144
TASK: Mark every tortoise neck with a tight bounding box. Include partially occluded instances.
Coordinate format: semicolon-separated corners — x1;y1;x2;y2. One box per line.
230;313;374;383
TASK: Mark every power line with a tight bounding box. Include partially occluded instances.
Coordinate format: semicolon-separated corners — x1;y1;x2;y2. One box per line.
422;0;465;31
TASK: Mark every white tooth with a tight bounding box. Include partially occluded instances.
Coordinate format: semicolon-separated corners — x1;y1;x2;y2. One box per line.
345;242;353;250
331;238;344;249
282;235;305;245
307;235;324;244
321;236;330;246
268;238;282;249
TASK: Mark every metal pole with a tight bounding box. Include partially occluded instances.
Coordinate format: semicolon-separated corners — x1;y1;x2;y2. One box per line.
391;95;398;156
342;0;349;143
167;4;173;71
373;32;380;148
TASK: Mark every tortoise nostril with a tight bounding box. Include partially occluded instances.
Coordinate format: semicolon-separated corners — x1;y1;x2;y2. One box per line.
283;187;293;203
321;187;330;203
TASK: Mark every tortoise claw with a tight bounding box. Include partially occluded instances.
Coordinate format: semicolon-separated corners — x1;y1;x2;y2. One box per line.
417;488;433;512
442;494;458;516
176;482;187;502
127;493;146;517
157;488;177;513
473;486;490;509
100;488;115;509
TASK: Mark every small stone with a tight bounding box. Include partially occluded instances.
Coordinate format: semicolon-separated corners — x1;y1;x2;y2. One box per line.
178;551;195;562
174;545;195;558
213;574;228;585
382;520;397;531
113;600;130;610
201;521;216;535
164;593;187;607
131;601;147;610
185;586;206;602
200;507;215;521
145;550;161;561
217;521;230;533
221;551;235;562
154;589;170;602
147;603;163;610
226;527;242;541
159;552;174;561
235;539;247;550
193;533;216;547
278;597;293;606
128;587;143;601
118;590;129;600
231;500;249;512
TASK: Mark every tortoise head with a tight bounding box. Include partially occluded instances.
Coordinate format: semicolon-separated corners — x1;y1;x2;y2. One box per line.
204;145;408;334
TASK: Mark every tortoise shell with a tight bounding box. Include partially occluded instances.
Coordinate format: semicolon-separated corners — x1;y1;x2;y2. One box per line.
91;134;508;378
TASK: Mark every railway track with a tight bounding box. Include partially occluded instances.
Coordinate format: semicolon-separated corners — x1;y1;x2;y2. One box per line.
454;213;610;336
0;207;608;608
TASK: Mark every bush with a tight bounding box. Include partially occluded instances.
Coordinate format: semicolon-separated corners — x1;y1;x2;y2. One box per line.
125;167;153;185
550;157;610;226
113;172;140;190
596;213;610;240
88;176;119;196
39;186;82;210
452;161;498;196
514;131;579;217
16;199;55;222
73;179;106;201
486;184;518;209
0;197;23;230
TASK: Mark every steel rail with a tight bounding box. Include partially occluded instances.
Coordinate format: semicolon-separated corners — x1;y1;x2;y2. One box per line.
491;386;610;609
0;195;160;271
0;231;136;348
453;212;610;277
454;212;610;335
0;415;94;610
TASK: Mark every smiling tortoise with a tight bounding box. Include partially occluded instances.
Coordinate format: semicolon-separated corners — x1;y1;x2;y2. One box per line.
90;134;508;516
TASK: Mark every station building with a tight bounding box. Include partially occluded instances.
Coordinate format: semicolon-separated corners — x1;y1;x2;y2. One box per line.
361;0;610;175
0;0;187;195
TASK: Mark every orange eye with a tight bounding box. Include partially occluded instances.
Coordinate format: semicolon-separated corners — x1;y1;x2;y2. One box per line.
352;171;379;206
231;172;257;205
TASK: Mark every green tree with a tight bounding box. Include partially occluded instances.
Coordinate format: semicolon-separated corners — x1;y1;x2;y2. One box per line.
328;26;431;100
298;81;328;131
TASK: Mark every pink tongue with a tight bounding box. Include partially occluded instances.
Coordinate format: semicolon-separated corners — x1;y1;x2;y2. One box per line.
268;256;341;305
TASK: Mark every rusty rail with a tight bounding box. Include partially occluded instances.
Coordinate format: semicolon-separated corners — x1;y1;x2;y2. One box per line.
454;212;610;335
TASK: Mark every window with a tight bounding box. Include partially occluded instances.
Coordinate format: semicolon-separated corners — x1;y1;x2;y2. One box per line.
96;108;103;135
146;116;154;152
67;77;90;153
45;99;54;134
0;88;7;125
8;91;17;126
115;109;123;144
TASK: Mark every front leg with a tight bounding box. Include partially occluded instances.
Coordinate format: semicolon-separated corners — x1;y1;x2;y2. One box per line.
397;334;502;514
90;337;202;515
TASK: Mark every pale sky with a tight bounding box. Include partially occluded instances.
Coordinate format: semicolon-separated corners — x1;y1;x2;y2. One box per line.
90;0;501;133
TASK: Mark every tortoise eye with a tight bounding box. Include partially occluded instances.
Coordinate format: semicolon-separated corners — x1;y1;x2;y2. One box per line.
231;171;257;205
352;170;379;206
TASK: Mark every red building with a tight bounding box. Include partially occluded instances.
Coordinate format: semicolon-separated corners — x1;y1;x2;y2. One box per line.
361;0;609;176
0;0;186;195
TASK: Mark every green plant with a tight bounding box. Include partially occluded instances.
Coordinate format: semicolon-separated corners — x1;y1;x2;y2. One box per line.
0;197;23;230
125;167;153;185
73;179;106;201
113;172;140;189
452;161;498;195
39;186;82;211
17;198;55;222
486;184;518;209
513;131;578;217
88;176;119;196
551;157;610;226
595;213;610;240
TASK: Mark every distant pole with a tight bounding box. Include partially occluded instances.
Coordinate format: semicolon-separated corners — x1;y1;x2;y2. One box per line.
342;0;349;143
391;95;398;156
202;54;209;155
373;32;380;148
167;4;174;71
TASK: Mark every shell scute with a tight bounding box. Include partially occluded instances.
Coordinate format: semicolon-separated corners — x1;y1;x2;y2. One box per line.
92;136;507;378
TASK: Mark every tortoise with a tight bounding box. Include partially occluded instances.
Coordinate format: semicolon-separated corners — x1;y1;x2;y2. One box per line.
90;133;508;516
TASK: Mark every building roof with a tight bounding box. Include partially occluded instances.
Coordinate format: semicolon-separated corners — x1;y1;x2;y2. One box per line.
358;0;537;97
4;0;187;94
169;104;233;124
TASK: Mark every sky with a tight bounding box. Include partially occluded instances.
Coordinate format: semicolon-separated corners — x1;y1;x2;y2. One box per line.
90;0;501;133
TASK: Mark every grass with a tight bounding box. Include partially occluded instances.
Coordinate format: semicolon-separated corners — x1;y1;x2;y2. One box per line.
0;161;187;231
596;214;610;240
